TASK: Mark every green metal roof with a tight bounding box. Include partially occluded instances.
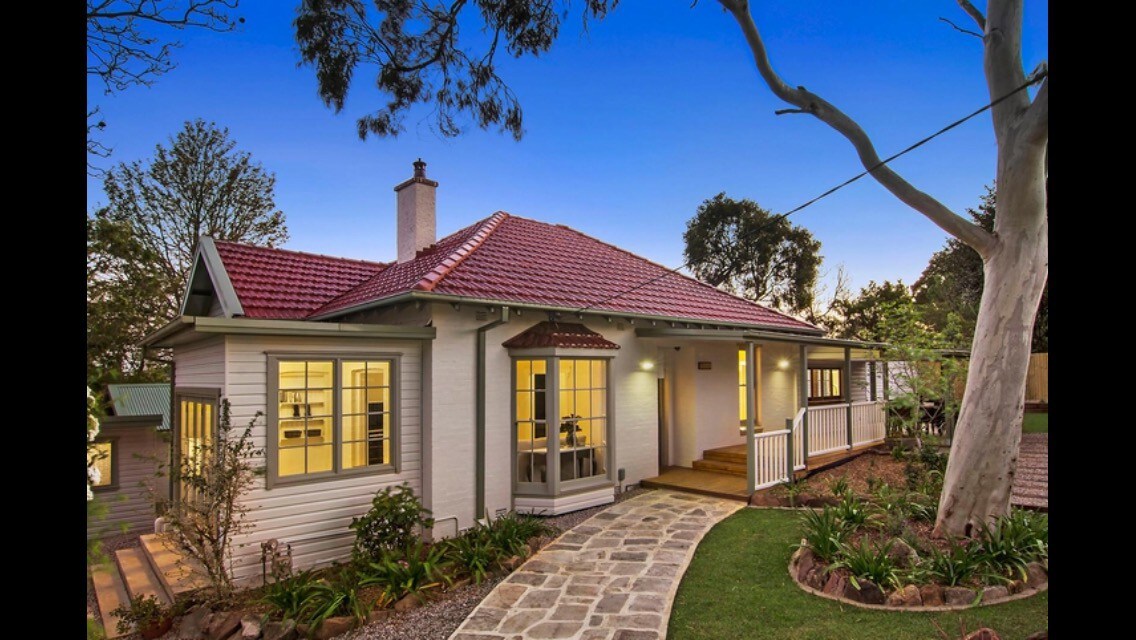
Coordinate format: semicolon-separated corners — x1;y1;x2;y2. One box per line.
107;383;171;431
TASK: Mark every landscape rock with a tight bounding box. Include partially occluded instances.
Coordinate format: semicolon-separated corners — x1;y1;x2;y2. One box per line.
366;609;392;624
796;548;817;582
394;593;423;611
262;619;297;640
312;616;356;640
885;584;922;607
208;612;244;640
749;492;783;507
885;538;920;568
502;555;525;571
943;586;976;606
801;494;840;508
963;628;1001;640
1025;631;1048;640
822;571;846;596
177;606;211;639
982;585;1010;603
919;584;944;606
240;615;262;639
804;567;826;591
1025;562;1048;587
843;579;886;605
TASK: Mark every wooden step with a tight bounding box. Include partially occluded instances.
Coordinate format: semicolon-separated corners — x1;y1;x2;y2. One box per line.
703;448;747;464
691;458;748;477
91;562;131;639
116;547;171;605
141;533;209;597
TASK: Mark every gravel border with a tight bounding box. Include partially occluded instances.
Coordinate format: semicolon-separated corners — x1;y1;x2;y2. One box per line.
346;486;652;640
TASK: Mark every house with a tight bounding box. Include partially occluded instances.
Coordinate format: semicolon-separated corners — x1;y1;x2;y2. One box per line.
88;383;171;540
143;161;887;582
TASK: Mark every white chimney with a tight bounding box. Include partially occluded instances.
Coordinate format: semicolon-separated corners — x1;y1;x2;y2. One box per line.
394;158;438;263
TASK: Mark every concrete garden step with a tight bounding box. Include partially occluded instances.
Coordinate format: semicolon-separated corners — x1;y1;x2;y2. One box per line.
91;562;131;639
115;547;171;605
140;533;209;597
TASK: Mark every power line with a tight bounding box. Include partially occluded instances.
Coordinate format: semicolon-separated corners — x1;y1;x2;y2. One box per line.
576;75;1044;315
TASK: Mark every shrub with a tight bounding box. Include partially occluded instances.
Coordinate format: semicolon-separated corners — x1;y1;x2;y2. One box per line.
918;446;948;473
831;538;900;590
832;493;874;530
828;476;851;499
361;540;449;602
487;512;556;557
261;569;320;620
444;527;500;584
798;507;849;563
904;494;938;523
159;399;263;597
350;484;435;564
306;570;370;629
923;538;988;586
974;510;1049;580
111;594;170;636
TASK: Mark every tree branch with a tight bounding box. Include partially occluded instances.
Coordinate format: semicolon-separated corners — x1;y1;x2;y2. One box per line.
938;17;983;39
717;0;996;257
956;0;986;30
983;0;1030;145
1017;76;1047;147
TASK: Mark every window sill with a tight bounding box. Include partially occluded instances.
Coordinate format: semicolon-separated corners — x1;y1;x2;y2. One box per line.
268;463;399;489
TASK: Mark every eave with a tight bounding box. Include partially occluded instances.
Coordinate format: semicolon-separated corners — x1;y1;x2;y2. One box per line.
142;316;436;348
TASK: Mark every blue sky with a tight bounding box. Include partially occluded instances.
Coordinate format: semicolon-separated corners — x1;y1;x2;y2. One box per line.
86;0;1048;295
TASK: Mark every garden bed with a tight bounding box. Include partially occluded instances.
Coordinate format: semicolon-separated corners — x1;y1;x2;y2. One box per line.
770;447;1049;611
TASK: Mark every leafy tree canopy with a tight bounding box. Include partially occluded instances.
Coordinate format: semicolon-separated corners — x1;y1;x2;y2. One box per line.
682;193;821;314
87;119;288;388
294;0;617;140
832;280;913;343
913;185;1048;352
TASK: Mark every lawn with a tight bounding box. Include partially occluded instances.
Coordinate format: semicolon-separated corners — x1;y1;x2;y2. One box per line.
669;509;1048;640
1023;413;1048;433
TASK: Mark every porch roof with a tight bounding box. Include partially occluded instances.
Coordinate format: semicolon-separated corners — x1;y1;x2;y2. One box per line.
633;326;885;359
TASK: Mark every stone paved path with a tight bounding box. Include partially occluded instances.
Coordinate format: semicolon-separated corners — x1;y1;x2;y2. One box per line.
1012;432;1048;510
449;490;743;640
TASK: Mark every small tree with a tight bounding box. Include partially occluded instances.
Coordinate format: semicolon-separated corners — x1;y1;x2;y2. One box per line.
878;301;966;442
159;399;262;598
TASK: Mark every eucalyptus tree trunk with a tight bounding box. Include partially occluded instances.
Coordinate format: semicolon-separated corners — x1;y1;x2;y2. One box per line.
719;0;1047;536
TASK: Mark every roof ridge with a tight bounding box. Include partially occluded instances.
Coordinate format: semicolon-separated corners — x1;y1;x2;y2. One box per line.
548;221;820;330
412;211;510;292
211;237;389;268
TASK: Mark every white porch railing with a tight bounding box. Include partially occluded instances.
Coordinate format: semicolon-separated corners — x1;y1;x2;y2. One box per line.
806;401;887;456
752;428;792;490
851;400;887;446
749;401;885;493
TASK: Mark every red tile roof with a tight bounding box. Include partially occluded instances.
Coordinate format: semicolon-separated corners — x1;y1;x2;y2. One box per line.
502;322;621;350
213;241;387;319
212;213;819;332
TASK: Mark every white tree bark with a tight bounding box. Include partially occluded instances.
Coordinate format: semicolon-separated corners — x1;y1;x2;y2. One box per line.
718;0;1047;536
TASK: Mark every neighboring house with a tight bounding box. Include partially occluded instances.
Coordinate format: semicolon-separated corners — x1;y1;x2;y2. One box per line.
143;161;887;582
88;383;171;540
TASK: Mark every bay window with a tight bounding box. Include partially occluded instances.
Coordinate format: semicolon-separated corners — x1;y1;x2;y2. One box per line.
514;356;612;494
269;356;397;486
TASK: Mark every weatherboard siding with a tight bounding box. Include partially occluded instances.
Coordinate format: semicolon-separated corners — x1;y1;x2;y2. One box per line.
221;334;423;584
88;426;168;539
174;336;226;389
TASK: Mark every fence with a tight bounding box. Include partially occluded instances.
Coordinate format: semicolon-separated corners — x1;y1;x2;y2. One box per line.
1026;353;1048;403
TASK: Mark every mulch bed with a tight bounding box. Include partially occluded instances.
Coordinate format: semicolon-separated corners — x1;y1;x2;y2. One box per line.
766;449;908;501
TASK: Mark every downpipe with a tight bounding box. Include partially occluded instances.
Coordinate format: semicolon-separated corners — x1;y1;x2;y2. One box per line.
475;307;510;517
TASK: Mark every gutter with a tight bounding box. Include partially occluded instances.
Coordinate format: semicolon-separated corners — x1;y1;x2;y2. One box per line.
142;316;437;347
475;306;510;517
309;291;825;336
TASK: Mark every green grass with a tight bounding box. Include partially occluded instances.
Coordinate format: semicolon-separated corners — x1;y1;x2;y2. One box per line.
669;509;1048;640
1022;413;1048;433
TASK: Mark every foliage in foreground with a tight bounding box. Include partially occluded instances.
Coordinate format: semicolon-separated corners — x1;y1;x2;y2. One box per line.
110;594;169;635
158;399;262;598
351;484;435;565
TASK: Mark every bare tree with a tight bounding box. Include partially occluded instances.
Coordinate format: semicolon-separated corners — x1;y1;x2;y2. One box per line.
86;0;241;174
804;264;851;333
717;0;1047;536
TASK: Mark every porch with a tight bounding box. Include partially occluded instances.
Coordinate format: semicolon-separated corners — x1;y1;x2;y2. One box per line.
642;400;888;500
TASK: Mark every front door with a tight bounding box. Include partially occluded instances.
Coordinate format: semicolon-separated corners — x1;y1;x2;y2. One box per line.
175;389;219;505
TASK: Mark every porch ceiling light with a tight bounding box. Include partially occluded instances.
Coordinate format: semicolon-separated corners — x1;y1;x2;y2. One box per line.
640;359;656;371
777;358;790;370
